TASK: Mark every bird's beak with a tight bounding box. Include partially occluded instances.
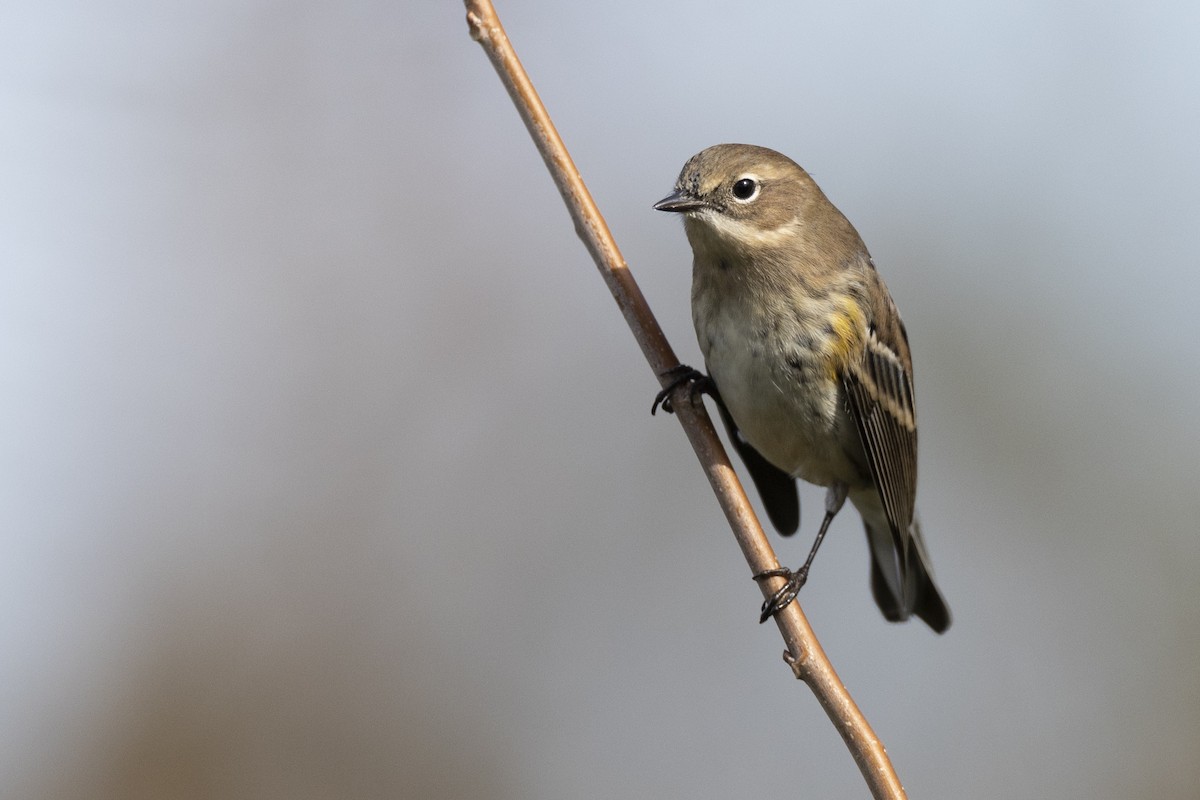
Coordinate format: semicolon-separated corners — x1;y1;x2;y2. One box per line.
654;189;707;213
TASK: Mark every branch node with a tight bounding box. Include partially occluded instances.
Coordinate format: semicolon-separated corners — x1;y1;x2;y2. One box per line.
465;9;487;43
783;647;807;681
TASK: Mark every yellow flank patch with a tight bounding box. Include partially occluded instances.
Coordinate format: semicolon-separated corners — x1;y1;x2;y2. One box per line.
823;295;865;379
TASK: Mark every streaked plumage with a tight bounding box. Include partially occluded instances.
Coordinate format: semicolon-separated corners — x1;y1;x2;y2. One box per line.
656;144;950;632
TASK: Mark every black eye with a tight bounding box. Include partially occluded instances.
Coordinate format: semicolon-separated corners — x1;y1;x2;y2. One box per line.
732;177;758;201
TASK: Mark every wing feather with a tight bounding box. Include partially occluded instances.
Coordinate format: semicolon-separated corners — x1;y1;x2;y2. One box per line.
843;325;918;549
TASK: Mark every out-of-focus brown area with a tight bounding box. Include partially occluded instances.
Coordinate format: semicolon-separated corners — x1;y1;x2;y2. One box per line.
3;3;1198;799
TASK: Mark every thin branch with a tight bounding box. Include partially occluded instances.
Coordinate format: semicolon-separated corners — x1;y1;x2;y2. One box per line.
463;3;907;798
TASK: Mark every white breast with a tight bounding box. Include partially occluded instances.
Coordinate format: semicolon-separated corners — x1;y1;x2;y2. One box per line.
693;276;863;488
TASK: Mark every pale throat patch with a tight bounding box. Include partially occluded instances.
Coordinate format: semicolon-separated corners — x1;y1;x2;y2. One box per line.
693;209;800;248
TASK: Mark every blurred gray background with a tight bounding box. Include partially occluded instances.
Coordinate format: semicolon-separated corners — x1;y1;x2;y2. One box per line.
3;2;1198;798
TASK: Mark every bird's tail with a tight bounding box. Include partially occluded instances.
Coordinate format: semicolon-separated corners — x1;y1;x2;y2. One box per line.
864;515;951;633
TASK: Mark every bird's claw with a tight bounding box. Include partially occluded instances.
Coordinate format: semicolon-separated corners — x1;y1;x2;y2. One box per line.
755;566;810;623
651;365;712;415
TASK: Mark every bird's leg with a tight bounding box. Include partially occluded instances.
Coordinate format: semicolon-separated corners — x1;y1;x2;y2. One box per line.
756;483;848;623
651;364;714;415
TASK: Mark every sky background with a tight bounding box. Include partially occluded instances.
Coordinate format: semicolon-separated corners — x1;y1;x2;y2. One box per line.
3;2;1199;798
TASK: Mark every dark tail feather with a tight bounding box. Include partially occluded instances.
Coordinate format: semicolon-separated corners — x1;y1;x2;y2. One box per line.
865;519;951;634
906;541;951;633
869;546;907;622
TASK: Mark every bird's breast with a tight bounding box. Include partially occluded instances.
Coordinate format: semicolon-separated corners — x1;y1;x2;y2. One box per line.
692;272;867;488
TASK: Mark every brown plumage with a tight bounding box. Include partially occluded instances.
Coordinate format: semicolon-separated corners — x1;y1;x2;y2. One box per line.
656;144;950;632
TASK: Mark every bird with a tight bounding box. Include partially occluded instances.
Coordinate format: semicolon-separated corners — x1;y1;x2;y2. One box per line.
653;143;950;633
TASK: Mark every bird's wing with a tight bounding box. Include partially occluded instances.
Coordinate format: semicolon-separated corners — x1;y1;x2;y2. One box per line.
843;324;918;551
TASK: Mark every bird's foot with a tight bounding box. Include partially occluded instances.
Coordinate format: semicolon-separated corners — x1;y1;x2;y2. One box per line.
754;565;810;623
651;365;713;415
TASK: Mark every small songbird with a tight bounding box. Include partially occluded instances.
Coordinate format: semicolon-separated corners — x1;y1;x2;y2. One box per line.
654;144;950;633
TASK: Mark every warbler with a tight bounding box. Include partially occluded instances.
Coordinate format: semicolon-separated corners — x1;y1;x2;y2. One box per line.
654;144;950;633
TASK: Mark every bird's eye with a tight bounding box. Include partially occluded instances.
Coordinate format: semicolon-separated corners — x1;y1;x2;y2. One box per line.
732;177;759;202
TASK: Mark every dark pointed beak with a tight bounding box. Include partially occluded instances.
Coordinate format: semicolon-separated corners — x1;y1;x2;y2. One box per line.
654;189;707;213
